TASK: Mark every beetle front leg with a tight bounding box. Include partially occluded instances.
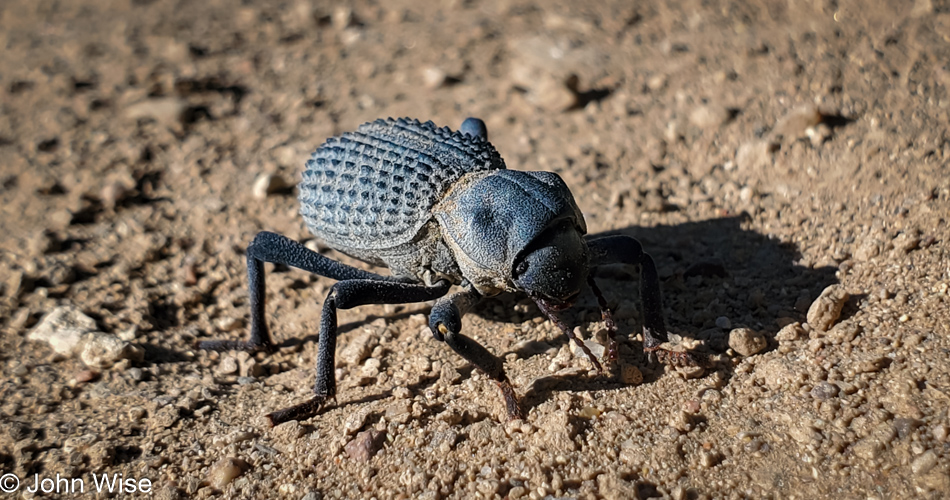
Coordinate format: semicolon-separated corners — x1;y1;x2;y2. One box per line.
587;235;706;368
268;278;451;425
429;287;523;421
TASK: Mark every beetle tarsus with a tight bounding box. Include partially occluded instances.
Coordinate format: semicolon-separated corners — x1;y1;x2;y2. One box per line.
267;396;328;426
588;276;620;367
430;287;527;420
196;339;276;353
534;297;605;374
495;379;524;421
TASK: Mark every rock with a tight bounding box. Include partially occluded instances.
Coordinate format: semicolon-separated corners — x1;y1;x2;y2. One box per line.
343;408;371;435
80;332;144;369
422;67;447;89
735;140;776;170
810;382;839;400
620;365;643;385
911;450;938;475
125;97;187;127
208;457;249;490
340;330;378;366
150;405;181;429
689;104;731;129
854;238;882;261
773;104;822;140
728;328;766;356
28;306;97;355
852;423;896;460
73;369;100;384
100;181;131;210
715;316;732;329
572;338;606;361
331;6;353;29
361;357;382;377
775;322;804;342
252;173;289;199
239;357;263;378
807;285;849;332
215;356;239;376
789;423;821;443
345;428;386;462
508;36;607;112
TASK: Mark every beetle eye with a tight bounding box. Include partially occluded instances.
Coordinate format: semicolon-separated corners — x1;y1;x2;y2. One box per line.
514;260;529;277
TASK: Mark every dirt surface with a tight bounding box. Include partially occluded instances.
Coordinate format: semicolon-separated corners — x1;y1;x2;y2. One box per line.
2;0;949;498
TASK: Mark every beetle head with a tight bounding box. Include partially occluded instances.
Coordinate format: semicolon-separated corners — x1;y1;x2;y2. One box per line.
512;220;589;310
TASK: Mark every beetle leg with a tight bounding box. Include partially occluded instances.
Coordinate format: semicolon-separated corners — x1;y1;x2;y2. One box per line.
268;278;450;425
198;231;403;353
429;287;523;421
586;277;619;365
534;299;605;374
587;235;707;368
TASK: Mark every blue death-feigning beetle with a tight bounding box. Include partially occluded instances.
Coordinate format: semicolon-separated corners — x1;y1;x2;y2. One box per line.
199;117;703;425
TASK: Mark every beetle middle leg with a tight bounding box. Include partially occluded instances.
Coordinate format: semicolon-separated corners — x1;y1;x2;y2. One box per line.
587;234;706;368
429;286;524;420
268;277;450;425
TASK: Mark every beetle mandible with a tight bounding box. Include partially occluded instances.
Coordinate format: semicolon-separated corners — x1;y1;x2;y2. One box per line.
200;117;702;425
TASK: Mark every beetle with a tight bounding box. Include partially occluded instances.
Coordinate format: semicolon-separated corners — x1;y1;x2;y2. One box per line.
199;117;701;425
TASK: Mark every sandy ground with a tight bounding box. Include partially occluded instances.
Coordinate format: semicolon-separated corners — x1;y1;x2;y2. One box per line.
1;0;949;498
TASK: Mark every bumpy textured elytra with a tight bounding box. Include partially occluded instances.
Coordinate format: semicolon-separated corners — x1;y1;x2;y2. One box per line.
299;119;504;249
199;117;704;426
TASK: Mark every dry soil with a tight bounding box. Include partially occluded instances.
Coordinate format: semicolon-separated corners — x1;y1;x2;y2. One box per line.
1;0;949;499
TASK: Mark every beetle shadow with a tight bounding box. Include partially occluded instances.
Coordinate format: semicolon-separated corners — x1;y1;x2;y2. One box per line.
470;213;838;413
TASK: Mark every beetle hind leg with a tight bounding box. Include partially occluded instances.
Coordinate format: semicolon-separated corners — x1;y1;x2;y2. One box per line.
197;231;404;352
429;287;523;421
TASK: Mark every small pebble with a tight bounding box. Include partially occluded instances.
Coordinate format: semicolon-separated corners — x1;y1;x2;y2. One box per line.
810;382;839;400
911;450;937;475
572;338;606;361
728;328;767;356
100;181;130;210
74;369;100;384
807;285;849;332
715;316;732;329
343;408;371;435
216;316;242;332
208;457;249;490
578;407;602;419
81;332;145;369
933;424;948;442
620;365;643;385
252;173;289;199
345;428;386;462
341;331;378;366
28;306;97;355
215;356;239;376
773;104;821;140
775;322;804;342
422;67;447;89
